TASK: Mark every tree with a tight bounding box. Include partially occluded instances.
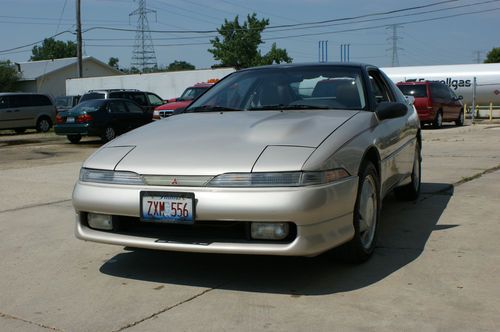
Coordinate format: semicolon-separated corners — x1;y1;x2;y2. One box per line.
209;13;292;69
484;47;500;63
31;38;77;61
0;60;20;91
167;60;195;71
108;57;119;69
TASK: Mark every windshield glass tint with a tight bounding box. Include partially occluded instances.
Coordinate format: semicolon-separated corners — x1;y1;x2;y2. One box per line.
71;100;103;113
80;92;105;102
56;97;71;107
188;66;366;111
179;87;208;101
397;85;427;98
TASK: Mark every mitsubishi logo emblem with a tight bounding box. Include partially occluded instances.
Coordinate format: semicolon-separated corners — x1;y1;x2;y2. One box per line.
171;178;178;185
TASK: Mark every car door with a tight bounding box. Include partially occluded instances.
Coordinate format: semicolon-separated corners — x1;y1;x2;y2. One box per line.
124;100;150;128
107;100;130;133
368;69;415;196
0;95;14;129
3;94;33;128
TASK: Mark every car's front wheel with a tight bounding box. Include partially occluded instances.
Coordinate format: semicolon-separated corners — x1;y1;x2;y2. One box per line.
455;110;464;126
433;111;443;129
101;126;116;143
338;161;380;263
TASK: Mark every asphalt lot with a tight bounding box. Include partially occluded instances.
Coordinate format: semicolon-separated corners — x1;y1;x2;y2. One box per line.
1;123;499;331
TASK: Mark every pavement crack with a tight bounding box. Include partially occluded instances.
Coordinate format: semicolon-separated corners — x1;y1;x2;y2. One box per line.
0;199;72;214
453;164;500;186
0;312;63;331
113;281;228;332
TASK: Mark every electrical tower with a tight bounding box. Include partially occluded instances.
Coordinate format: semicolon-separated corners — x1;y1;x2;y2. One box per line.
386;24;403;67
129;0;157;72
473;50;483;63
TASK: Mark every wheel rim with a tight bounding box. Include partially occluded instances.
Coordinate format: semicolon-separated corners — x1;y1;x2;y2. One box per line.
39;120;50;132
105;128;115;141
358;175;377;249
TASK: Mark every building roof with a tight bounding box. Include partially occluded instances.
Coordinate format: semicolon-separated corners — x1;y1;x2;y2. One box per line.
15;56;122;81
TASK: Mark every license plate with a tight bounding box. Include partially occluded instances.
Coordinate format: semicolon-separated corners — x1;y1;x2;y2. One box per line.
66;117;75;123
140;191;195;224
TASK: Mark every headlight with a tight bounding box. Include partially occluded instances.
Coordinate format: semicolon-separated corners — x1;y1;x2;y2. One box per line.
207;169;349;187
79;168;144;185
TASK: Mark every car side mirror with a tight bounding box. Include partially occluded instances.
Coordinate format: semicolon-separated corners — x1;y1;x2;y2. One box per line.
375;102;407;120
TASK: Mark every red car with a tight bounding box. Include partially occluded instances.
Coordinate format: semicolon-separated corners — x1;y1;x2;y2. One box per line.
153;82;214;120
396;81;464;128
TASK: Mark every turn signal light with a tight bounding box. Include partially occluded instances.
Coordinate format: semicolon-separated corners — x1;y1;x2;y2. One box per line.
55;114;63;124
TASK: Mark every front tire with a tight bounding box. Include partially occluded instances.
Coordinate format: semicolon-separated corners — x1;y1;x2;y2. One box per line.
433;111;443;129
101;126;116;143
338;161;380;263
394;141;421;201
455;110;464;126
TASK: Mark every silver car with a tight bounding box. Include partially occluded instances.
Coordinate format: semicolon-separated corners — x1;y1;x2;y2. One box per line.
73;63;421;263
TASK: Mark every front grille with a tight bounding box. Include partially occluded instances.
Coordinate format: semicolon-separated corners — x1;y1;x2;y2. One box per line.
84;215;297;244
159;110;173;118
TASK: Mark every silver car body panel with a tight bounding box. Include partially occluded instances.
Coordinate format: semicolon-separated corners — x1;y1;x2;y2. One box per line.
103;110;357;175
74;175;358;256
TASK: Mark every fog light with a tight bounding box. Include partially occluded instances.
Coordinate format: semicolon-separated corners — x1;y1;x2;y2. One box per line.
251;222;289;240
87;213;113;230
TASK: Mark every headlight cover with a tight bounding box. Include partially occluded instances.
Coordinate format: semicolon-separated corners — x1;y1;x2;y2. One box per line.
79;168;144;185
207;169;350;187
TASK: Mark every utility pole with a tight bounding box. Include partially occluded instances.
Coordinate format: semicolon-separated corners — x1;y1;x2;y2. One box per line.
76;0;83;78
130;0;157;72
387;24;403;67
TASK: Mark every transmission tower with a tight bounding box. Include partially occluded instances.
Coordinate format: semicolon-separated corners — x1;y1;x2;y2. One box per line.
386;24;403;67
129;0;157;72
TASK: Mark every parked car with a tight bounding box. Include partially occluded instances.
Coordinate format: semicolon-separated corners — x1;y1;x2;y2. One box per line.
73;63;421;263
396;81;463;128
79;89;164;117
0;93;56;133
153;82;214;120
54;99;151;143
55;95;80;113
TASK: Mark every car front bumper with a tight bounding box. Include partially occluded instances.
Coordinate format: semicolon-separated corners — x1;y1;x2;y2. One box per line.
73;176;358;256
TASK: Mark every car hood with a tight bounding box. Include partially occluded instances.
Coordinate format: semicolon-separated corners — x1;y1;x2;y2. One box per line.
101;110;359;175
156;100;191;110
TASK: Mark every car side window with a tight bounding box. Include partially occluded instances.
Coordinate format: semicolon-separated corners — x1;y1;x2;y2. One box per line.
31;95;52;106
129;93;148;106
108;101;128;113
147;93;163;106
368;70;394;104
125;101;144;113
10;95;30;107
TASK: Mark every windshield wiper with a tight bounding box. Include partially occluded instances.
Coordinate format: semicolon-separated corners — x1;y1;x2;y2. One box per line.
187;105;242;113
248;104;330;111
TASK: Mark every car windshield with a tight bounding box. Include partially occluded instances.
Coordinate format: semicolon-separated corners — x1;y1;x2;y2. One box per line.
178;87;209;101
80;92;105;103
70;100;104;113
55;97;72;107
397;85;427;98
187;66;367;112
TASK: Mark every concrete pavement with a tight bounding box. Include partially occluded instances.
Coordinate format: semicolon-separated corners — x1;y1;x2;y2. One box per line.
0;124;499;331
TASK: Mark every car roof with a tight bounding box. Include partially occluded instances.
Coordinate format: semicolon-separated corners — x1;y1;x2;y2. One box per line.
0;92;49;96
238;62;375;72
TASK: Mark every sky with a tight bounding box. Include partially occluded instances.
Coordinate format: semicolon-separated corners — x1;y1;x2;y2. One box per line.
0;0;498;70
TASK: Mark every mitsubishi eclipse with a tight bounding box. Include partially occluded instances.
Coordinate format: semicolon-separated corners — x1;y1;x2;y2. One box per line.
73;63;421;263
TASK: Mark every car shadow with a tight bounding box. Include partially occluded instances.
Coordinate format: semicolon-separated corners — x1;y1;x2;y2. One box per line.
99;182;453;295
